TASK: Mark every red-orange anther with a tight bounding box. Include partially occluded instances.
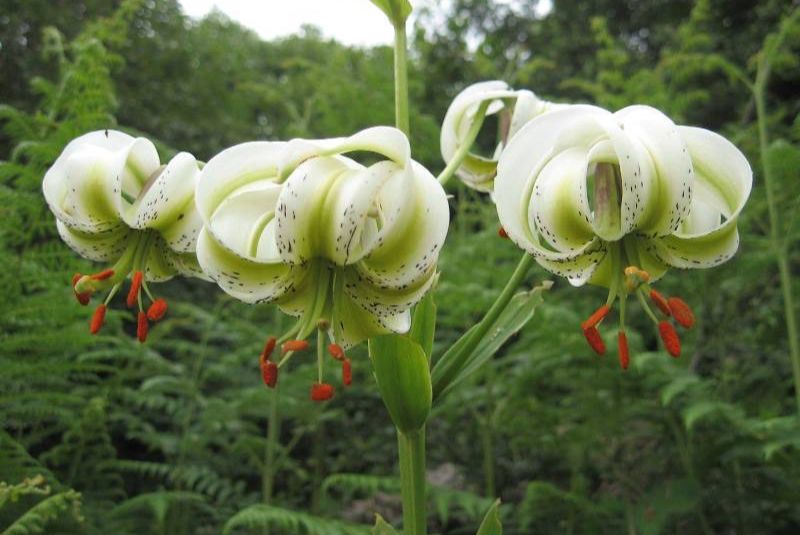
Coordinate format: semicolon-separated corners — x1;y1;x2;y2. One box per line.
261;336;277;361
146;298;168;321
583;326;606;355
658;321;681;358
581;304;611;330
498;226;509;239
328;343;346;361
126;271;143;308
90;304;107;334
310;382;335;402
282;340;310;353
667;297;695;328
137;311;149;343
90;269;115;281
649;290;671;316
342;359;352;386
618;331;630;370
261;361;278;388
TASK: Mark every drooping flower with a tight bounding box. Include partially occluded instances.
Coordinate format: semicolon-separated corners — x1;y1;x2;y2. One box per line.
440;80;567;192
494;104;752;367
195;127;449;396
43;130;206;340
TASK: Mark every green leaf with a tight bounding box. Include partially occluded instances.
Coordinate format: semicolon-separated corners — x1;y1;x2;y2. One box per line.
682;401;744;431
368;0;413;25
476;499;502;535
372;514;399;535
369;334;432;433
434;281;552;399
409;291;436;361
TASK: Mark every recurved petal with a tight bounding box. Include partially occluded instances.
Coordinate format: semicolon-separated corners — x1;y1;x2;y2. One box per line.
56;219;133;262
195;227;301;303
357;161;449;289
124;152;203;252
615;105;693;236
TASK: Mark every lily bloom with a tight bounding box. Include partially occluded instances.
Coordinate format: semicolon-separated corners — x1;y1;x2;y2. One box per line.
195;127;449;395
494;104;752;367
43;130;206;340
440;80;566;192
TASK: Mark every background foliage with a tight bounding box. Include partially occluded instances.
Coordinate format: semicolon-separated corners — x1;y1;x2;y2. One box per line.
1;0;799;533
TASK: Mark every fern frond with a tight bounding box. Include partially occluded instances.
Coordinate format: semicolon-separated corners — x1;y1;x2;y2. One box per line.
223;504;370;535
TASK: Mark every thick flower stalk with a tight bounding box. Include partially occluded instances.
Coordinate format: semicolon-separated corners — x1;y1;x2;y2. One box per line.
195;127;449;397
494;104;752;367
43;130;206;341
440;80;566;191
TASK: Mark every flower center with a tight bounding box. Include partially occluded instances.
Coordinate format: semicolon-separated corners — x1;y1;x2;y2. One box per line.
70;230;169;341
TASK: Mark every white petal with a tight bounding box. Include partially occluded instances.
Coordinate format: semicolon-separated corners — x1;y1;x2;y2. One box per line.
56;219;132;262
195;227;301;303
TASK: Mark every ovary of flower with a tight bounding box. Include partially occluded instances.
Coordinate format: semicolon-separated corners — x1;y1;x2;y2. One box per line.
42;130;206;339
440;80;567;192
195;126;450;349
494;104;752;365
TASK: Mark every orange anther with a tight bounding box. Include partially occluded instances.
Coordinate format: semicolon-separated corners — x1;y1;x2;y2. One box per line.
498;227;509;239
71;273;91;305
583;326;606;355
146;298;168;321
658;321;681;358
137;311;148;343
282;340;310;353
90;304;107;334
261;361;278;388
261;336;277;361
342;359;352;386
618;331;630;370
126;271;143;308
310;382;335;402
581;304;611;330
90;269;115;281
328;343;346;361
649;289;671;316
667;297;695;328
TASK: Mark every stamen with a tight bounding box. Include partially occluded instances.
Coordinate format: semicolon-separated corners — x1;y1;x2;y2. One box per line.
658;321;681;358
261;361;278;388
581;304;611;330
618;331;630;370
282;340;310;354
137;311;148;343
328;343;346;361
667;297;695;328
90;304;107;334
310;382;335;402
498;226;509;239
342;358;352;386
583;327;606;355
90;269;115;281
126;271;143;308
649;289;671;316
146;298;168;321
261;336;277;361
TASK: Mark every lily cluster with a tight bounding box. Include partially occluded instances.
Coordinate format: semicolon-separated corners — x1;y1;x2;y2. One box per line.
44;127;448;399
443;82;752;368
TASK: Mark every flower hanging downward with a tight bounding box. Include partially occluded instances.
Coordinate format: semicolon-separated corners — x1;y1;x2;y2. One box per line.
196;127;449;396
440;81;566;192
494;104;752;367
43;130;207;340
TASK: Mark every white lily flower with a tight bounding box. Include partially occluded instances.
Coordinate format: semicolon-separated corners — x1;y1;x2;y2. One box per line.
195;126;449;358
42;130;205;340
440;80;567;192
494;104;752;367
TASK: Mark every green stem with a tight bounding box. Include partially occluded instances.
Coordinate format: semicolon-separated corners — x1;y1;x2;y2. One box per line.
398;427;427;535
393;21;410;136
754;59;800;413
437;101;490;186
432;253;534;398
